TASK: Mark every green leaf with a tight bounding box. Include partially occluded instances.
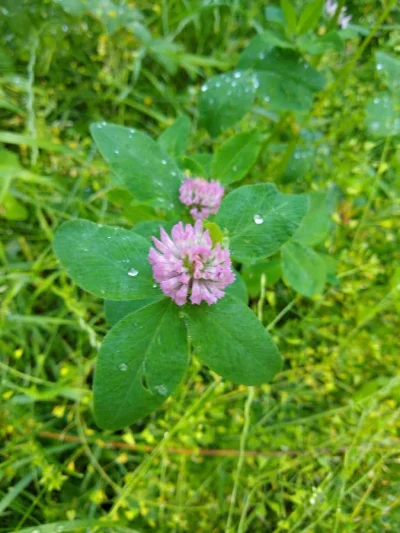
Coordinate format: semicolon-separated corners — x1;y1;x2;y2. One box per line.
293;191;335;246
203;221;224;245
107;189;159;225
250;49;324;113
319;253;339;285
297;0;325;34
189;153;213;177
298;31;344;55
256;72;314;113
94;299;188;429
185;295;281;385
365;93;400;137
215;184;309;262
133;220;174;241
280;0;297;34
225;270;248;304
241;259;282;298
283;145;315;180
0;131;73;154
255;49;325;92
53;219;159;300
158;115;191;157
211;130;262;185
104;298;161;326
237;35;274;70
180;156;208;178
0;193;28;221
90;123;182;209
376;51;400;98
239;31;294;68
265;6;285;25
198;71;256;137
281;241;326;297
18;519;119;533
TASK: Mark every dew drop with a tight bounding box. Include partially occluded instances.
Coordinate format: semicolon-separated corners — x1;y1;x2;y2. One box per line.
155;384;168;396
233;71;241;79
114;149;120;155
253;214;264;225
128;268;139;277
62;24;69;32
201;84;208;92
252;75;260;89
119;363;128;372
161;159;167;165
153;283;158;288
376;63;383;71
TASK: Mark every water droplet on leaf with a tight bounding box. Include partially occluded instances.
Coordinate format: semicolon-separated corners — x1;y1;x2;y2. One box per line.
155;384;168;396
119;363;128;372
253;214;264;225
128;268;139;277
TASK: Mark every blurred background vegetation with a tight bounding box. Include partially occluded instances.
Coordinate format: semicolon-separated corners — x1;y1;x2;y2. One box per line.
0;0;400;531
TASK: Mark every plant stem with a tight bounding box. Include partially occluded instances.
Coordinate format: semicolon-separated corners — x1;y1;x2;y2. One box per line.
225;386;255;533
27;34;39;166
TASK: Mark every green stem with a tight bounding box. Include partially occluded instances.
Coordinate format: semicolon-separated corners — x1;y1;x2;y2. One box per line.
225;386;255;533
27;34;39;166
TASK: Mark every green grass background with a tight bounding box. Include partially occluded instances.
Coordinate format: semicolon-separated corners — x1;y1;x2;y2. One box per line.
0;1;399;531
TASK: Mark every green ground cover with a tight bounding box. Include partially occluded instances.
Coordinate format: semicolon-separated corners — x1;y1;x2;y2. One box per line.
0;1;399;531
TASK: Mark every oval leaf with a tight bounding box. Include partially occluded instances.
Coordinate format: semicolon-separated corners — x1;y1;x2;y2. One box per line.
365;92;400;138
53;219;158;300
185;295;281;385
225;270;248;304
198;71;256;137
376;51;400;97
211;130;262;185
281;240;326;297
132;220;174;241
293;191;335;246
104;298;161;326
158;115;191;157
90;122;182;209
94;299;189;430
215;184;309;262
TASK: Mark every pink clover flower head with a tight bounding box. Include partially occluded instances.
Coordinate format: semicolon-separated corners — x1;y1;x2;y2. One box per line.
179;177;224;220
148;220;235;306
